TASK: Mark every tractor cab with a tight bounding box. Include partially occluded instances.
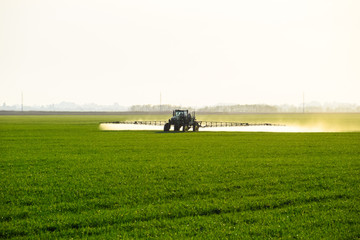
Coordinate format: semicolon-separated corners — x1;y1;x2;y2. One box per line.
173;109;188;117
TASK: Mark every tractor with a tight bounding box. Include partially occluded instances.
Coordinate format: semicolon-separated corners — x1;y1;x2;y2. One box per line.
164;109;200;132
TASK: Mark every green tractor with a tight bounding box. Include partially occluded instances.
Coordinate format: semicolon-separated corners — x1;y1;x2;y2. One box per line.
164;109;200;132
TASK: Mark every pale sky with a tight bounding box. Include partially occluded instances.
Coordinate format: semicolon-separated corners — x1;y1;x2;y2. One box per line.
1;0;359;107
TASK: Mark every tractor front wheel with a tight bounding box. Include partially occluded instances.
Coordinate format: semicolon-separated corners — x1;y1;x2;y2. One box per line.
164;123;170;132
183;125;189;132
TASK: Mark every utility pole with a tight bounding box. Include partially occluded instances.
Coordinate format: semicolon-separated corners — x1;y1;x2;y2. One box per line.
160;92;162;112
21;92;23;112
302;92;305;113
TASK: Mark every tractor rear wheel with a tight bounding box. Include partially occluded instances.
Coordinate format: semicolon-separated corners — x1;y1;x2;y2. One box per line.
164;123;170;132
174;123;180;131
193;123;199;132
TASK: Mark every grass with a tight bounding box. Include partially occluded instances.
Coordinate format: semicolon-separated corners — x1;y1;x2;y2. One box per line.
0;115;359;239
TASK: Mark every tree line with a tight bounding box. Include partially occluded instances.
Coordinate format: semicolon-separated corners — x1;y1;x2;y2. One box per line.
129;103;360;113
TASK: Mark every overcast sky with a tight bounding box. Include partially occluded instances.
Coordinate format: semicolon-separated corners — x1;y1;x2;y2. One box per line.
1;0;359;107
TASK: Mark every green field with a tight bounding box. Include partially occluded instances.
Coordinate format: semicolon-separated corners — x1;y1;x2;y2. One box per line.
1;115;359;239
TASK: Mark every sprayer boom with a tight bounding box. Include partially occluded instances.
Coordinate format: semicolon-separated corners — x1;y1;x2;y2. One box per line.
101;109;283;132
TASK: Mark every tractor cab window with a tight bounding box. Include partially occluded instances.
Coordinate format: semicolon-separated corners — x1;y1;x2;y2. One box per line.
175;111;186;117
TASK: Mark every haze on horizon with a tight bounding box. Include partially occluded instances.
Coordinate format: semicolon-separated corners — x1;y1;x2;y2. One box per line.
1;0;359;107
